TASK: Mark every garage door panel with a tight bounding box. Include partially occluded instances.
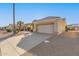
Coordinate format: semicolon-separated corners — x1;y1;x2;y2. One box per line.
37;24;53;33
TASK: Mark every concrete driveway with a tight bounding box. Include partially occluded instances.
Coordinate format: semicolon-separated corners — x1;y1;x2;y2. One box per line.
17;32;53;51
22;32;79;56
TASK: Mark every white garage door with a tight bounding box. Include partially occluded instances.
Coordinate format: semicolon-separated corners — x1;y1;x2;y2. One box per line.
37;24;54;33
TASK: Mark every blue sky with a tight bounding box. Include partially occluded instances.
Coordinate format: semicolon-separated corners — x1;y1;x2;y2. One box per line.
0;3;79;26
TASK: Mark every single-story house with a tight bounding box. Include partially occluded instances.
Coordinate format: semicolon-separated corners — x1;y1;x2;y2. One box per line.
33;16;66;34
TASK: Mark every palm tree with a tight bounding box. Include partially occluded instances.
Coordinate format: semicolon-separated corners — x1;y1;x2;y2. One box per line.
17;21;24;31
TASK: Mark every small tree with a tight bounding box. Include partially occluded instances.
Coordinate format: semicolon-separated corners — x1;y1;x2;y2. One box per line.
27;24;33;32
17;21;24;31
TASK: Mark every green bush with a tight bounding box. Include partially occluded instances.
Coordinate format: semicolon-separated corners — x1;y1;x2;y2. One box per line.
6;29;12;32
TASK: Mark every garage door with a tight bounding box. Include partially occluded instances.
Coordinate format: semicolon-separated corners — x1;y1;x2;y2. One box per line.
37;24;54;33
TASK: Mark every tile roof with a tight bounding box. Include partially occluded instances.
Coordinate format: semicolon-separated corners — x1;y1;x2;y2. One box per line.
34;16;65;22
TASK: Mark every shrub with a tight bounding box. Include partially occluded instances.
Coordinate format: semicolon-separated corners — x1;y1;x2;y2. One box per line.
6;29;12;32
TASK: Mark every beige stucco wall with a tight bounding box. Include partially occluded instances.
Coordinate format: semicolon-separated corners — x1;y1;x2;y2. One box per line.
57;21;66;34
33;23;37;32
52;22;58;33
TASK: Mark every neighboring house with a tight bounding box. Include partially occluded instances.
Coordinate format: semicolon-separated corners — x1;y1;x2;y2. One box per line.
67;24;79;31
33;16;66;34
